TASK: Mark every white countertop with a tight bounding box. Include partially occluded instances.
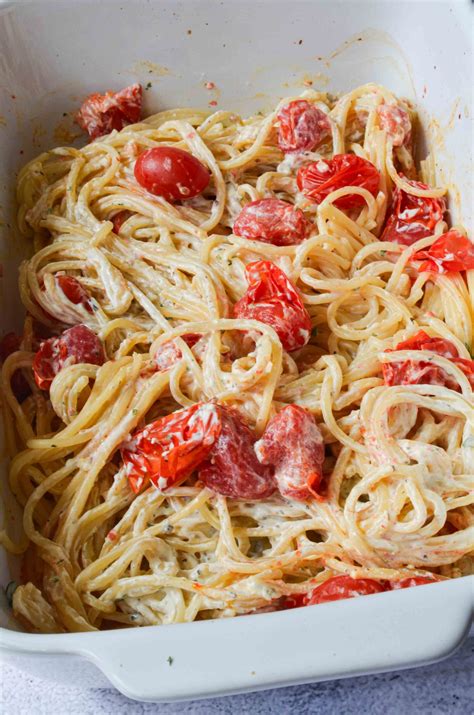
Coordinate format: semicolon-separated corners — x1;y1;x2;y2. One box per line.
1;637;472;713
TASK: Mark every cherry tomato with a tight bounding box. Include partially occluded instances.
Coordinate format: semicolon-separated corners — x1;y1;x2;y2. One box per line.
0;332;30;401
277;99;331;153
198;405;275;500
377;104;411;147
390;576;440;590
306;576;386;605
381;177;446;246
154;334;201;371
134;146;210;202
383;330;474;390
297;154;380;210
411;230;474;273
33;324;106;390
112;210;132;234
255;404;325;501
56;275;92;313
233;261;312;352
122;402;221;494
233;198;311;246
279;593;308;609
76;83;143;139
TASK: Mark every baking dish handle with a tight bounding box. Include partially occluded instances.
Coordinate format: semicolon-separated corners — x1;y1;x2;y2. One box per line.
1;577;472;702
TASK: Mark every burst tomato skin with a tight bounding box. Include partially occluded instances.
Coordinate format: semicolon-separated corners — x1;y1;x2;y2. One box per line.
122;402;274;499
377;104;411;147
134;146;210;202
381;178;446;246
233;261;312;352
411;230;474;273
296;154;380;210
76;83;143;139
198;406;275;500
277;99;331;153
255;404;325;501
383;330;474;390
390;576;440;589
32;324;105;390
233;199;311;246
122;402;221;494
154;334;201;371
306;576;386;605
56;275;92;313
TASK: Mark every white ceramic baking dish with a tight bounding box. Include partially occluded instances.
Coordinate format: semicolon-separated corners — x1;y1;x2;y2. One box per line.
0;0;473;702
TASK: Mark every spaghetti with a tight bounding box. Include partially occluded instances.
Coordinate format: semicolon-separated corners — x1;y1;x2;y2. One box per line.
1;83;473;633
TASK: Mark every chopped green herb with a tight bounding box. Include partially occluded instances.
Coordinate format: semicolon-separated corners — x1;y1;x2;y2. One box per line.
380;250;387;256
50;576;59;583
167;656;174;666
464;342;473;358
132;408;138;416
5;580;17;608
311;326;318;338
145;82;152;91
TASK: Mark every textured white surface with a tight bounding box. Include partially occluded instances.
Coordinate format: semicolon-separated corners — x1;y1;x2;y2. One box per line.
1;639;473;713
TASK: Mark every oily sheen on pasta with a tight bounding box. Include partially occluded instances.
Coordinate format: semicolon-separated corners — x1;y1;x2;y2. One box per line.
1;83;473;634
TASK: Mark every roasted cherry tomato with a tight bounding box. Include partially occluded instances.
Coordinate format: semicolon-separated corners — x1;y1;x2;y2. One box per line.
134;146;210;202
390;576;440;589
255;405;325;501
377;104;411;147
56;275;92;313
0;332;30;401
33;324;105;390
296;154;380;210
122;402;221;494
154;334;201;371
76;83;143;139
277;99;331;153
383;330;474;390
233;261;312;352
112;210;132;234
233;198;311;246
199;406;275;500
279;593;308;610
381;177;446;246
306;576;386;605
411;230;474;273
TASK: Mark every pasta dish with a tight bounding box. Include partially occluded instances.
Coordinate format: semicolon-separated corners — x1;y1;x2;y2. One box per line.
1;82;473;633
